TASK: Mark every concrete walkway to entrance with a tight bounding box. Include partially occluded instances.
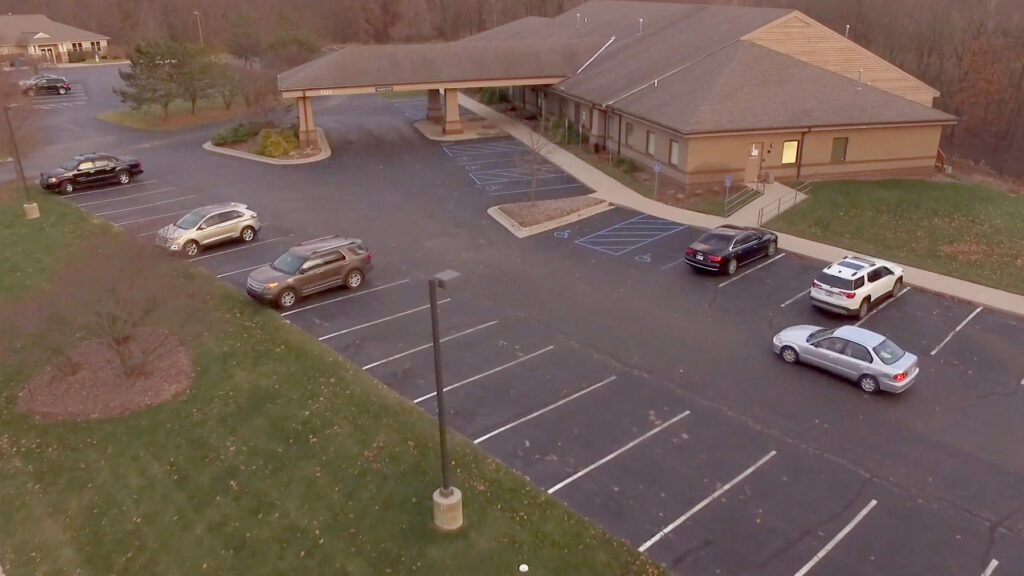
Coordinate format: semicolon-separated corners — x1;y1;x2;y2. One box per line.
459;93;1024;316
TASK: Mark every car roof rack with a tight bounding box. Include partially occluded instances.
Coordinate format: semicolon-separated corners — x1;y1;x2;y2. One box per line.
310;238;360;254
299;234;340;246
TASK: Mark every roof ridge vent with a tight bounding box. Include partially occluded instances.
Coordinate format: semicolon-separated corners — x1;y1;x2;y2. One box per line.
637;17;644;35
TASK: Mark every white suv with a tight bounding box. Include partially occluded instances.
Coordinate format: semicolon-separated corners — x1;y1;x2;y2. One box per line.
156;203;261;257
810;256;904;318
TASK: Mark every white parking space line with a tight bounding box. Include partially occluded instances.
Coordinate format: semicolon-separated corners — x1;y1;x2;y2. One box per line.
113;209;192;226
780;288;811;308
981;559;1000;576
320;299;451;342
490;183;586;196
93;195;194;216
189;238;281;261
413;345;555;404
62;180;159;197
930;306;983;356
548;410;690;495
474;375;617;444
216;263;269;278
661;255;690;270
362;320;500;370
718;253;787;288
281;278;411;316
854;287;911;327
76;187;176;206
793;499;878;576
638;450;777;552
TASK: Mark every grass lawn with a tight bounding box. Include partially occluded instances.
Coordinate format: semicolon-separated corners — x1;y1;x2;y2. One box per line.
0;186;666;575
98;99;251;130
768;179;1024;295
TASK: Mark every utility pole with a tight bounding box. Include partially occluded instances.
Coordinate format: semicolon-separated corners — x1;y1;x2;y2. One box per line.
3;104;38;219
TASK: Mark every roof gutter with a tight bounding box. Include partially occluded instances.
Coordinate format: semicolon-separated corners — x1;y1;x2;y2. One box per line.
576;36;616;75
684;119;956;138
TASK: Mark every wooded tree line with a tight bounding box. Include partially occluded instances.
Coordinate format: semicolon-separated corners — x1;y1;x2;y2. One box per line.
2;0;1022;176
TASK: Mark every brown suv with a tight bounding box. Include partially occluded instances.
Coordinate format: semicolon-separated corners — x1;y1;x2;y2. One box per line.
246;236;373;308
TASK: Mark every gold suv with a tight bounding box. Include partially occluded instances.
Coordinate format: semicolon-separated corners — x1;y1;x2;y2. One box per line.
156;203;260;257
246;236;373;308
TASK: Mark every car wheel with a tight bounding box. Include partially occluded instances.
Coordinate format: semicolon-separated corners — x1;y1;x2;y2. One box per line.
856;297;870;319
240;226;256;242
858;374;880;394
345;269;364;289
57;86;67;95
725;258;738;275
183;240;200;258
278;288;298;309
59;180;74;194
780;346;799;364
890;277;903;297
766;241;777;257
116;170;131;185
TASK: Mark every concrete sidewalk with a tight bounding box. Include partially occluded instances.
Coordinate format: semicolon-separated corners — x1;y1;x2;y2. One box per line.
459;94;1024;317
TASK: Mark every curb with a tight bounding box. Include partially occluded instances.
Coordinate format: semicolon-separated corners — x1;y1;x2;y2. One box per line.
202;127;331;165
487;198;614;238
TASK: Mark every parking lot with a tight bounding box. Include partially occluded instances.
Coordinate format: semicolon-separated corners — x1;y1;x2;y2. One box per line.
26;80;89;110
41;88;1024;575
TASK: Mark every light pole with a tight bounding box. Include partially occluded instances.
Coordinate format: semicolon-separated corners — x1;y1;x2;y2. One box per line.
429;269;463;531
193;10;205;47
3;104;38;220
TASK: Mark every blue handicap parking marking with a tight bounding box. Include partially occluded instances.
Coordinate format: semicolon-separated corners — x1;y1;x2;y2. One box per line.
574;214;687;256
442;141;527;157
470;164;565;185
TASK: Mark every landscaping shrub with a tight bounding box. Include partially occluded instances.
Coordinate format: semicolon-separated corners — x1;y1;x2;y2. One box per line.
479;87;510;104
255;128;298;158
614;156;638;174
211;121;270;146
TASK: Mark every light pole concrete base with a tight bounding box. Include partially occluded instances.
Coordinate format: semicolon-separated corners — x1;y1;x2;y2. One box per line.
432;487;463;531
23;202;39;219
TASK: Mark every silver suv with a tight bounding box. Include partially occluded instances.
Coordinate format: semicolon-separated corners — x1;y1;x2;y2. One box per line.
156;203;260;257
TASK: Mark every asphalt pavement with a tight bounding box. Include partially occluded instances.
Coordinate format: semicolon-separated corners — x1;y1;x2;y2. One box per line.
18;66;1024;576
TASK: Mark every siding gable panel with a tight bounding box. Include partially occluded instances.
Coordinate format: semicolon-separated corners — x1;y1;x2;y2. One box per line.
745;12;938;107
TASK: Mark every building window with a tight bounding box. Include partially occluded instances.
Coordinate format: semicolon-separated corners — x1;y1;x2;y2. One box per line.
72;42;83;51
669;140;680;166
646;131;656;155
831;137;848;163
625;122;634;147
781;140;799;165
609;115;618;140
91;41;102;52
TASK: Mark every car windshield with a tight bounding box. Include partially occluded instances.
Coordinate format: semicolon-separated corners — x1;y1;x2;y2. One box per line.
699;232;736;250
807;327;834;343
271;251;304;275
60;160;79;171
814;271;855;291
174;212;204;230
873;339;906;365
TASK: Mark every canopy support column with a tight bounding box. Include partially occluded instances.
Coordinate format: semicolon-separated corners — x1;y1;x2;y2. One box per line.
296;96;317;148
427;89;444;124
443;89;463;135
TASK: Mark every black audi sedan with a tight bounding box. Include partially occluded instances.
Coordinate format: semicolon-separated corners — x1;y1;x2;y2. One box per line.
684;225;778;275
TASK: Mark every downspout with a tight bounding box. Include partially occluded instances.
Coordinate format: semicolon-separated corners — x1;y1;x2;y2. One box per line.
616;111;622;157
796;128;809;181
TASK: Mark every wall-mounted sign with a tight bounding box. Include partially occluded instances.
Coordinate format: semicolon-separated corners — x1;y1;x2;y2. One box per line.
375;86;393;92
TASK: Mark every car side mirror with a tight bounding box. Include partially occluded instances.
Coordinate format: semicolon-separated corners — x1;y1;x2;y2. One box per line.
198;224;208;230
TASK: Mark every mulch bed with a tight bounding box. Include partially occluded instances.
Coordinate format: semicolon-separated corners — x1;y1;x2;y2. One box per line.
498;196;603;228
17;329;194;422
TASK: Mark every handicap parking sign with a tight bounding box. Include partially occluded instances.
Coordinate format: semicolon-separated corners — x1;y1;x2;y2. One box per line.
653;161;661;174
725;174;733;187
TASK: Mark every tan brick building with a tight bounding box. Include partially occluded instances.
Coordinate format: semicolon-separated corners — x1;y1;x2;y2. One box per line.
0;14;109;65
279;1;955;186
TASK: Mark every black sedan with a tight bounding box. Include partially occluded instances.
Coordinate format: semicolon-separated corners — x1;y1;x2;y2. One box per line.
684;225;778;275
40;153;144;194
24;76;71;96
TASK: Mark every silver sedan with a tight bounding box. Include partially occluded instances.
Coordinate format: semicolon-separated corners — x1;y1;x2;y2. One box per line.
772;325;919;394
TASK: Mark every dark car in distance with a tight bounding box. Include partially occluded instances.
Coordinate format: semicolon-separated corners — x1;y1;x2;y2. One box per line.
40;153;144;194
684;225;778;275
24;76;71;95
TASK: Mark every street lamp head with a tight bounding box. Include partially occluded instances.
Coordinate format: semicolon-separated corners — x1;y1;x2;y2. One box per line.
193;10;200;15
433;269;461;289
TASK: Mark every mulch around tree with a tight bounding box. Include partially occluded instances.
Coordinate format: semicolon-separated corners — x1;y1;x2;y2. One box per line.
498;195;604;228
17;329;194;422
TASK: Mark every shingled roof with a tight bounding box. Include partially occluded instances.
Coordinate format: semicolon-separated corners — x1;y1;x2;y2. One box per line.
0;14;108;45
278;0;955;132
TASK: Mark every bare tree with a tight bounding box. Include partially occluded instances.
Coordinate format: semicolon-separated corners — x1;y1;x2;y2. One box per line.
518;130;553;205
